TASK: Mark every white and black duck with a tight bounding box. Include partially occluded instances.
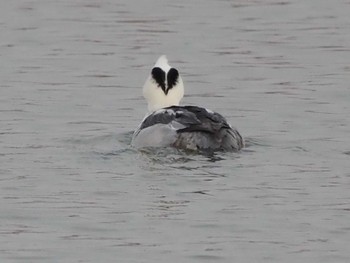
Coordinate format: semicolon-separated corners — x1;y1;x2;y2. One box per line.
131;55;244;152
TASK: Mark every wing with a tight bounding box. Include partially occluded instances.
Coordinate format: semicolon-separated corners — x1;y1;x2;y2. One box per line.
171;106;243;151
140;105;231;133
139;106;202;130
175;106;232;134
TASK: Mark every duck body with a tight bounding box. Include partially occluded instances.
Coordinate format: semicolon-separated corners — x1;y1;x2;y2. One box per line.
132;105;244;152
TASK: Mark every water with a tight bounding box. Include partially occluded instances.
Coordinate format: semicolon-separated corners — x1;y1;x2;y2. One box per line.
1;0;350;262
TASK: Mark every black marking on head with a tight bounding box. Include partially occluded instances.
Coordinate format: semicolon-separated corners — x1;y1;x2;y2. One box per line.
167;68;179;93
151;67;166;93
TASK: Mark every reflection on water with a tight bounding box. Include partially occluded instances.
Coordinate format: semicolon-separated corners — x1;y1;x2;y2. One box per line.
1;0;350;262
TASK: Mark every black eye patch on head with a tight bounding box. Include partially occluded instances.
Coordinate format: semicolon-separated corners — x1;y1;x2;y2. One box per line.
151;67;166;92
167;68;179;92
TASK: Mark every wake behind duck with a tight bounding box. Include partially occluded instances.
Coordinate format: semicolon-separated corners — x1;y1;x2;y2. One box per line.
131;56;244;152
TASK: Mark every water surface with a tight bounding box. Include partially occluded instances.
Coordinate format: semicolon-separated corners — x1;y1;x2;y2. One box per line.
1;0;350;262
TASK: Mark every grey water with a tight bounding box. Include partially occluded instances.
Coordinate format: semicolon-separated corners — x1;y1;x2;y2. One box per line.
1;0;350;262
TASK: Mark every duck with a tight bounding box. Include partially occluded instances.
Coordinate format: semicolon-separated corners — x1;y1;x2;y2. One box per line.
131;55;244;152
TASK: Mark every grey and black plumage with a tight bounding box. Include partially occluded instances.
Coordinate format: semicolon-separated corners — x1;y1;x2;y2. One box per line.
133;106;244;152
131;55;244;152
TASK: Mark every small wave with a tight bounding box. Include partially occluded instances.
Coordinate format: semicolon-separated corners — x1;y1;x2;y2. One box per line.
244;136;272;148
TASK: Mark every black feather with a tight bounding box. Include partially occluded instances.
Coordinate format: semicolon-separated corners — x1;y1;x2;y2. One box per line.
167;68;179;92
151;67;166;93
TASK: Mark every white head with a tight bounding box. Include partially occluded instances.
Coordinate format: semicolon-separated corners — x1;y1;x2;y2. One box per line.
143;55;184;112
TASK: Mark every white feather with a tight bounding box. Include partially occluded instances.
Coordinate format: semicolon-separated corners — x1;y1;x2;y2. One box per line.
154;55;171;72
